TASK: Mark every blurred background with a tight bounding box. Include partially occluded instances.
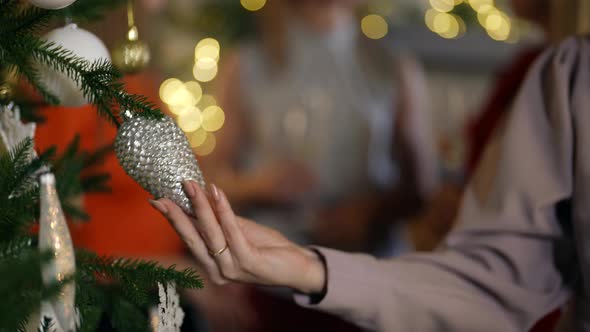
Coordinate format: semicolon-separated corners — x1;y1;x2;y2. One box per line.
53;0;557;330
96;0;544;171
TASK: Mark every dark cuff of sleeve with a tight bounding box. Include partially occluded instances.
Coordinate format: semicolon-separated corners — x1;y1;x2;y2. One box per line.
293;247;328;305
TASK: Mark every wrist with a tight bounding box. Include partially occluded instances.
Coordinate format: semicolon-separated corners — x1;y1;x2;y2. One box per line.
295;247;327;295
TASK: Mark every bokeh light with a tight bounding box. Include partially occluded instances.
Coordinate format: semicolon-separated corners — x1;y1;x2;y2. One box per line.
425;0;515;41
201;105;225;132
198;94;217;109
467;0;494;12
361;14;389;40
429;0;454;13
168;104;191;116
194;132;217;156
193;58;218;82
194;38;220;62
476;4;496;25
425;9;464;39
189;128;208;148
484;9;511;41
184;81;203;104
240;0;266;11
159;78;183;103
177;106;203;133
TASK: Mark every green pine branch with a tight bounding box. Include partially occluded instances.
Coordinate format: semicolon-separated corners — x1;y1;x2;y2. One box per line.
48;135;112;220
0;135;113;238
0;249;61;332
0;0;127;36
82;142;112;169
0;138;35;191
1;25;164;126
2;40;60;105
0;6;52;39
32;39;164;125
0;236;33;259
0;138;48;240
77;250;203;308
0;2;205;330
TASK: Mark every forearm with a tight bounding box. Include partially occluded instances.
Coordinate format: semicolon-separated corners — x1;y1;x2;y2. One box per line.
295;241;569;332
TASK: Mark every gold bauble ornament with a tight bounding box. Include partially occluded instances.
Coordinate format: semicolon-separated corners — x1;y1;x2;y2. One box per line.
112;0;151;74
0;83;13;104
112;37;151;74
0;69;17;104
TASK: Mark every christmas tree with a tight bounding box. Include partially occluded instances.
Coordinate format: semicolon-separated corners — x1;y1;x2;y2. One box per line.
0;0;203;331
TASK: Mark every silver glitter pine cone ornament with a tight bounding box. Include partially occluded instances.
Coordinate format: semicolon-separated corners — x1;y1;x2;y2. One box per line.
114;110;205;216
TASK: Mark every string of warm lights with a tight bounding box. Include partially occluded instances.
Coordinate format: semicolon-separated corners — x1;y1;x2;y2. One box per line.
156;1;517;154
425;0;517;42
159;37;225;156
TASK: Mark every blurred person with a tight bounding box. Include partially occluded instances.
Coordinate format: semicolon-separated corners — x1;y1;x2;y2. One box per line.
409;0;555;253
190;0;438;330
408;1;570;330
151;31;590;332
151;1;590;331
206;0;438;253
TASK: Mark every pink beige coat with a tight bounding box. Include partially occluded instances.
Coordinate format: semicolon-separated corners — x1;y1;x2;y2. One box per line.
295;37;590;331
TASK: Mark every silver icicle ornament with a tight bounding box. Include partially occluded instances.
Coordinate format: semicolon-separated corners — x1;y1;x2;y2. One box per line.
114;110;206;216
39;173;77;332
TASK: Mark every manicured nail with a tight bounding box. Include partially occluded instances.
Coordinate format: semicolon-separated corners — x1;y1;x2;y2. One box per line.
209;183;220;202
149;199;168;214
218;187;228;202
183;180;196;198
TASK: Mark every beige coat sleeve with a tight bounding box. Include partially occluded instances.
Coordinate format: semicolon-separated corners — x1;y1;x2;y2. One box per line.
295;37;590;332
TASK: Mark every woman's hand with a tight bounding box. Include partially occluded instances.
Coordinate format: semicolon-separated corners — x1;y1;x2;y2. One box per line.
149;180;325;294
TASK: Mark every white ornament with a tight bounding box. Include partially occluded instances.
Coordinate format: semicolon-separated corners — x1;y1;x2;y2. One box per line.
28;0;77;9
39;173;77;332
0;102;36;153
37;302;80;332
154;282;184;332
38;23;110;107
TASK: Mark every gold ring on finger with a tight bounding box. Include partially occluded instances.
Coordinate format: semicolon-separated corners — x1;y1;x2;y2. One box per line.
209;244;228;257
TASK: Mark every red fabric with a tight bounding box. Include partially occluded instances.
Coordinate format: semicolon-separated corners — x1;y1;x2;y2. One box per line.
244;287;363;332
529;308;562;332
466;46;545;177
35;72;185;257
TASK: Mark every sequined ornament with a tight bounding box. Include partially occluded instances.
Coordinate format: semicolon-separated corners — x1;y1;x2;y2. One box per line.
39;173;77;331
114;110;205;216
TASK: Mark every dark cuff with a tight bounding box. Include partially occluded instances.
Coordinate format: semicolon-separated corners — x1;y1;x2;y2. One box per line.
307;248;328;305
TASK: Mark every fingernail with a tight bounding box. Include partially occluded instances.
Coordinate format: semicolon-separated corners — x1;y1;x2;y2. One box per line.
209;183;220;202
149;199;168;214
218;187;227;202
183;180;196;198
